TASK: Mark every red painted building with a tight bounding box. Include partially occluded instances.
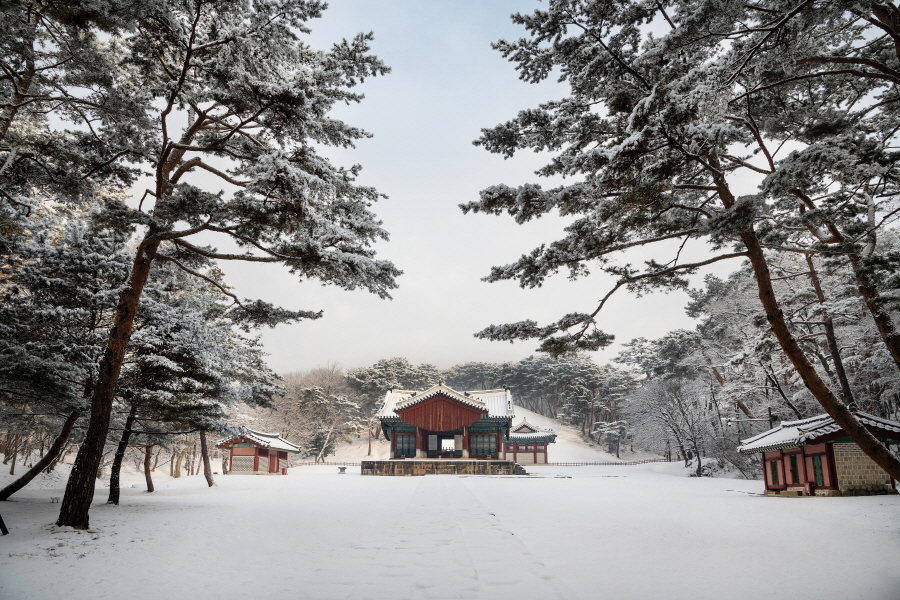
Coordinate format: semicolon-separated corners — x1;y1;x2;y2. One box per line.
377;383;514;459
217;429;301;475
502;419;557;465
738;411;900;496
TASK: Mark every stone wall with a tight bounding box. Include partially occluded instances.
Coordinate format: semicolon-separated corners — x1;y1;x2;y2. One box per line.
833;443;893;495
361;459;525;476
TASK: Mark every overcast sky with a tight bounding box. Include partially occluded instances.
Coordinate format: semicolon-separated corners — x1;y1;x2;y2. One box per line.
212;0;740;374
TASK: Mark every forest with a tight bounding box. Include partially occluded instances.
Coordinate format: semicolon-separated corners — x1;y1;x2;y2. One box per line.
2;0;900;535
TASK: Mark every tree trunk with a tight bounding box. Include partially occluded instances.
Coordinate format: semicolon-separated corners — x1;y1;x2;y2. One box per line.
107;404;138;505
45;441;70;473
174;446;188;478
763;368;803;419
668;426;689;467
199;431;214;487
143;445;154;493
701;348;754;417
791;193;900;374
56;238;160;529
3;433;18;465
806;255;855;404
8;442;18;475
848;253;900;371
151;446;161;472
722;215;900;479
0;411;79;501
316;416;341;464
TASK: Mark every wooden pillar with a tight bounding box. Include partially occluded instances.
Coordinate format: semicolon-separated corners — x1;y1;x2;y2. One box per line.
462;426;470;458
826;443;839;490
888;442;897;491
495;431;500;459
415;427;426;459
390;432;396;459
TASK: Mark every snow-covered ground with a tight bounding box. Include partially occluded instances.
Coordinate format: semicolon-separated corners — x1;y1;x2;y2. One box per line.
2;463;898;600
1;415;898;600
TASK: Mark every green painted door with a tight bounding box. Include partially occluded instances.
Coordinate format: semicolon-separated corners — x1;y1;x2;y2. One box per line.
813;455;824;487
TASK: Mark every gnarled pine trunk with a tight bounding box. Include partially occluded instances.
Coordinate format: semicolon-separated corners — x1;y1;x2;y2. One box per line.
56;239;160;529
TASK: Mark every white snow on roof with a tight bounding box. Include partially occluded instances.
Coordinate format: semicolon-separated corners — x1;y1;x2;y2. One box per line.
375;384;514;420
509;418;557;442
218;428;301;453
738;411;900;454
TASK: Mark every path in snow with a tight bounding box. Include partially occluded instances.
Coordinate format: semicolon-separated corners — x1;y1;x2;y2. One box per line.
354;475;574;599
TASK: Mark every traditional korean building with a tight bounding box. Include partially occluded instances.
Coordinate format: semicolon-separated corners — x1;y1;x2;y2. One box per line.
217;428;301;475
376;383;514;459
502;419;558;465
738;411;900;496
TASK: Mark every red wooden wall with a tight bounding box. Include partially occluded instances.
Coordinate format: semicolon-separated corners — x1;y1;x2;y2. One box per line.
396;394;484;431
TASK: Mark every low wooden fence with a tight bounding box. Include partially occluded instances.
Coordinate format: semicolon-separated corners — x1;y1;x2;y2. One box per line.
293;461;361;467
293;459;669;468
545;459;670;466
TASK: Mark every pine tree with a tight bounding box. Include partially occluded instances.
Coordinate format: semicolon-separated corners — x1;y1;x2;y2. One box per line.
0;215;130;501
56;0;399;529
464;0;900;479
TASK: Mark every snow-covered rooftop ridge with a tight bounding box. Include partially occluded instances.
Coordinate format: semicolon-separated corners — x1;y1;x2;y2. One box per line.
218;428;301;453
512;418;552;433
737;411;900;454
509;418;557;441
375;384;514;420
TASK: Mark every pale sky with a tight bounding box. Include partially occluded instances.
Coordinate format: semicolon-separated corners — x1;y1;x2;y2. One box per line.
209;1;740;374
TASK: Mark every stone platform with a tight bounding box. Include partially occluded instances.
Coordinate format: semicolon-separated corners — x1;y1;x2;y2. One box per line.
360;459;526;476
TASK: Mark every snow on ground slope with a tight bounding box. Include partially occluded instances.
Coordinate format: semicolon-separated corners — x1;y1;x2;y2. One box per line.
329;433;390;460
2;463;898;600
510;405;656;462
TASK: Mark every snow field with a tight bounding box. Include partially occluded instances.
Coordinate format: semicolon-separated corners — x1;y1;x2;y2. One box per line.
1;463;898;600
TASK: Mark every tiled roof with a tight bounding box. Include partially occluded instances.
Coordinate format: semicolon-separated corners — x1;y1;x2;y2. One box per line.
217;428;301;453
738;411;900;454
509;418;557;443
376;384;515;421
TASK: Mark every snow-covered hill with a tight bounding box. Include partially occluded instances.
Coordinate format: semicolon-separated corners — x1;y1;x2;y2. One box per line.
509;405;659;462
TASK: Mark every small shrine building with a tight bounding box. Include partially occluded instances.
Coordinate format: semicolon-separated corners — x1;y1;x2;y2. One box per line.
377;383;515;459
217;428;301;475
738;411;900;496
502;419;558;465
